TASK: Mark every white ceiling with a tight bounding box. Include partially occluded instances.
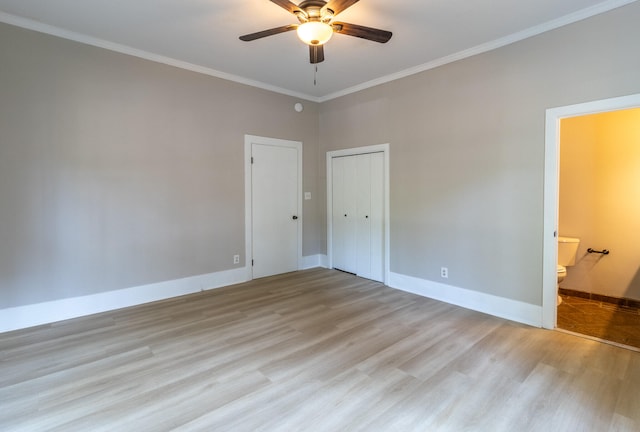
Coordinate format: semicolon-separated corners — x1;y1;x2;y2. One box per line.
0;0;635;101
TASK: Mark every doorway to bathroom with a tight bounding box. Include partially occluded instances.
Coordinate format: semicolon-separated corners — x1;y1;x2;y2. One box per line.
543;93;640;351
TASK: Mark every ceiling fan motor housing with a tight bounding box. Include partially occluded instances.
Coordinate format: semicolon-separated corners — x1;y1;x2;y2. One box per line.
297;0;334;23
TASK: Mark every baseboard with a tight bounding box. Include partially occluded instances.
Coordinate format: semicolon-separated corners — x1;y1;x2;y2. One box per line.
1;265;540;333
0;267;249;333
300;254;329;270
559;288;640;310
389;272;542;327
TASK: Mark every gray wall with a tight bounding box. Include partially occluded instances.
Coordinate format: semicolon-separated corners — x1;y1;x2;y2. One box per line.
2;1;640;312
0;23;321;308
318;2;640;306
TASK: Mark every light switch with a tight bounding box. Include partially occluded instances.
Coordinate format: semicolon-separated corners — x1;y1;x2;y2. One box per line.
304;192;311;200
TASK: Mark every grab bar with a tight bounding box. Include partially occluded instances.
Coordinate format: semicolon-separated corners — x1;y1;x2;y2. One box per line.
587;248;609;255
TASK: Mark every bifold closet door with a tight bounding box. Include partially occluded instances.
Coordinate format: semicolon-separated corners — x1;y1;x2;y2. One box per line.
332;152;384;282
356;152;384;281
331;155;357;274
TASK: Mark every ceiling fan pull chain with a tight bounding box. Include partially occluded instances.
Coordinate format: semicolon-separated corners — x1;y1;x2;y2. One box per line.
314;65;318;86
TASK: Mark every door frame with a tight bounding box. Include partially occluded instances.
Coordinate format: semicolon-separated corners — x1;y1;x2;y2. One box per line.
542;93;640;329
327;144;390;284
245;135;303;280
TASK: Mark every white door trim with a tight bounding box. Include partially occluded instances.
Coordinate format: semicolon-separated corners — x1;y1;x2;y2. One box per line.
542;93;640;329
245;135;303;280
327;144;390;285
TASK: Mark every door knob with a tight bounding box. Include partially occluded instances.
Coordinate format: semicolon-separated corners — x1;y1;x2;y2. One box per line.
292;215;298;220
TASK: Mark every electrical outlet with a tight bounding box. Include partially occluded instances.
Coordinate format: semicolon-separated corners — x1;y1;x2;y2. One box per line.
233;255;240;264
441;267;448;278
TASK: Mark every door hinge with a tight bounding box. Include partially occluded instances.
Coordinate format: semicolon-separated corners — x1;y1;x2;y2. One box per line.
252;259;254;266
251;157;254;164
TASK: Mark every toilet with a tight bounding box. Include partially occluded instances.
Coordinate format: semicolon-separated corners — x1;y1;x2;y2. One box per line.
557;236;580;304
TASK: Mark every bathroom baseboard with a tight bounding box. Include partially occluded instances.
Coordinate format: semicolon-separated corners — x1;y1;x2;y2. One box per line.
559;288;640;310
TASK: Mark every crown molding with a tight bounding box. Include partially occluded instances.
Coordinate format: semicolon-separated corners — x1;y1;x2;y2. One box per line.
0;11;321;102
1;0;636;104
317;0;638;102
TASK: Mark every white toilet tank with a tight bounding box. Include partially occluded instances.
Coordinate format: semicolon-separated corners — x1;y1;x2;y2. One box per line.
558;236;580;266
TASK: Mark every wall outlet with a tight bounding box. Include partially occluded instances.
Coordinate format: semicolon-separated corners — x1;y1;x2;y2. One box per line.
440;267;449;278
233;255;240;264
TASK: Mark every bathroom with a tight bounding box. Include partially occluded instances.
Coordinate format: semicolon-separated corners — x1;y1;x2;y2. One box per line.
557;107;640;349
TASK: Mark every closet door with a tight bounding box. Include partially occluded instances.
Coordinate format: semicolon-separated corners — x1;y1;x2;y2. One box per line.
358;152;384;282
332;156;357;273
356;154;372;278
332;152;384;282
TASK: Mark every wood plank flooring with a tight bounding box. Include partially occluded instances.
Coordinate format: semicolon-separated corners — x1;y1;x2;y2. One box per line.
1;268;639;431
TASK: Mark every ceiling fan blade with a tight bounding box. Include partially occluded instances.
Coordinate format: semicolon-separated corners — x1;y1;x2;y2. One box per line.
332;22;392;43
270;0;304;15
239;24;298;41
325;0;360;16
309;45;325;64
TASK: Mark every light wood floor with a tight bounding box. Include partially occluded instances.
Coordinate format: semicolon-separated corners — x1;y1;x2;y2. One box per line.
1;268;639;431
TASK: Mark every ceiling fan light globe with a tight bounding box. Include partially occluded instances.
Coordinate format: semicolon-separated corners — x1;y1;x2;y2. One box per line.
297;22;333;45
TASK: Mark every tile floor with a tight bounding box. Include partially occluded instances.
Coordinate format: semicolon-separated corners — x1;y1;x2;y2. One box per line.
557;294;640;350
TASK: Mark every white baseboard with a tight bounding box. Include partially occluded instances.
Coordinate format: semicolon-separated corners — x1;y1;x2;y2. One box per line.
300;254;329;269
0;267;249;333
388;272;542;327
1;265;540;333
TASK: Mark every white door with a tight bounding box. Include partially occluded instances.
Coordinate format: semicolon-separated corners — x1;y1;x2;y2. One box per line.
332;156;357;273
331;152;384;282
251;141;300;278
356;152;384;281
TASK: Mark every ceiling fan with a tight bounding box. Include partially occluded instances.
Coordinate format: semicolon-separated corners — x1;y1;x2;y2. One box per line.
239;0;392;64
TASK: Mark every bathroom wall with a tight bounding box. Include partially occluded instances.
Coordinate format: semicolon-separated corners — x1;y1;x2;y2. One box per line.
559;108;640;301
